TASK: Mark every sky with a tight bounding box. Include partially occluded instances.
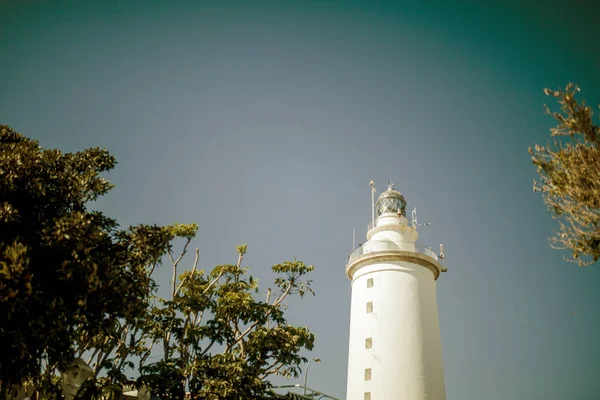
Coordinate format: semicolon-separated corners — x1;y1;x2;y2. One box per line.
2;0;600;399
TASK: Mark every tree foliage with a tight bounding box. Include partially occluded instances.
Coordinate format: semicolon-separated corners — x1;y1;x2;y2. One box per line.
530;84;600;266
140;232;316;400
70;223;316;400
0;125;316;400
0;125;172;393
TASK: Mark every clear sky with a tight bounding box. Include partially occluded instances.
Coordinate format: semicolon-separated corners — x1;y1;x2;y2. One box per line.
2;0;600;399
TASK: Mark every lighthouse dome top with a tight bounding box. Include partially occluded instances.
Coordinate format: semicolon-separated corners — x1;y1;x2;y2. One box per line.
376;182;407;217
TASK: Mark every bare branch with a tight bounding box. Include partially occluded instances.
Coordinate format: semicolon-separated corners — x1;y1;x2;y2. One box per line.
170;238;192;298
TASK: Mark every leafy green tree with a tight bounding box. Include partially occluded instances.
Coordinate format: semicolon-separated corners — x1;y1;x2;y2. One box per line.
530;84;600;266
140;229;316;400
1;124;316;400
68;222;316;400
0;125;172;396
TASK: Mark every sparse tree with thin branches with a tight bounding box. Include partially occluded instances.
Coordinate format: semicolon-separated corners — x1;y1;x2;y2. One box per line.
141;226;316;400
530;83;600;266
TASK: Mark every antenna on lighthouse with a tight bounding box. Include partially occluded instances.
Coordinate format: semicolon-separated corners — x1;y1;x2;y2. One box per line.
412;207;432;231
439;244;448;272
412;207;418;228
353;226;356;251
370;181;376;229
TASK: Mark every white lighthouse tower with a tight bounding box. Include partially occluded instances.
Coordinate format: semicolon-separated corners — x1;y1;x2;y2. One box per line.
345;182;447;400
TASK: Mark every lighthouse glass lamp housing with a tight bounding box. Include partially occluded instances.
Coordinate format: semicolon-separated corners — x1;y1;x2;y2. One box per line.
376;183;406;217
345;181;446;400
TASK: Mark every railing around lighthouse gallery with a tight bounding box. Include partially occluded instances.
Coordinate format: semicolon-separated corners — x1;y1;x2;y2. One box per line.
347;240;439;264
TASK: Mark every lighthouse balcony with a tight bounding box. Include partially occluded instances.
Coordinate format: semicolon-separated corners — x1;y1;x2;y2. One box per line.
346;240;445;280
348;240;439;264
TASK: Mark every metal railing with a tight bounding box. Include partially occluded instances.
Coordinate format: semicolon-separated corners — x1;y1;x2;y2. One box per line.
347;240;439;263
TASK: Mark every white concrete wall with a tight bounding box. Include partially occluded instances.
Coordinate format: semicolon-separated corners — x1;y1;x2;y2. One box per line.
346;260;446;400
368;213;419;244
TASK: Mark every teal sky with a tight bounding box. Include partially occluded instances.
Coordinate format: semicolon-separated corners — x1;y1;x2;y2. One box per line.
2;1;600;399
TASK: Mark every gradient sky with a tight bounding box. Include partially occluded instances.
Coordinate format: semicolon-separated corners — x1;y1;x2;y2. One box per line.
2;1;600;399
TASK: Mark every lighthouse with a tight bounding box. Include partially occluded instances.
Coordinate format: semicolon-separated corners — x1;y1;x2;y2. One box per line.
345;182;447;400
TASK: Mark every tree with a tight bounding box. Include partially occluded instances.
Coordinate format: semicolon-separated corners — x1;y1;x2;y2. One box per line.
69;223;316;400
139;230;316;400
529;83;600;266
0;124;317;400
0;125;172;395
